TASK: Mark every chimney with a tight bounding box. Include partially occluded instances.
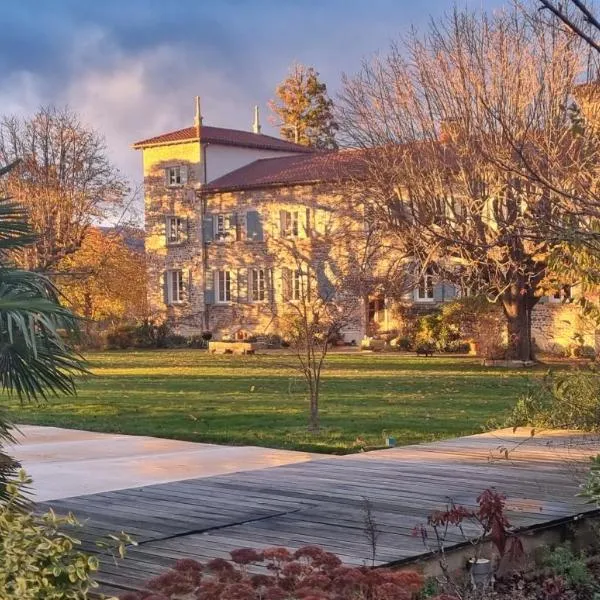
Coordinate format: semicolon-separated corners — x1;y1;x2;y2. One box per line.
252;105;262;134
194;96;203;132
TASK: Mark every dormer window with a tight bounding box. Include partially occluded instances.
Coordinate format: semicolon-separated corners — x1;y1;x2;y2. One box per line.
166;166;182;186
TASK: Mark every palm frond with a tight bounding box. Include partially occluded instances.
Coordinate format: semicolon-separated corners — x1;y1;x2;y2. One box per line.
0;199;35;254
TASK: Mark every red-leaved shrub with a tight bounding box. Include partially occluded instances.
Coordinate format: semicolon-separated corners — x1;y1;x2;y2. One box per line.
119;544;426;600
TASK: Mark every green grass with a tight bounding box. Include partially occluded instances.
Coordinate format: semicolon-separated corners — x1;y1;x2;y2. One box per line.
4;350;541;454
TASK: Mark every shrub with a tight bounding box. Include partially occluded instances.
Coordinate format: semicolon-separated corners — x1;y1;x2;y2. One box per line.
201;331;213;341
120;545;426;600
392;336;413;351
438;296;505;359
442;340;470;353
187;335;209;349
0;471;131;600
163;334;188;349
105;324;137;350
573;345;596;359
507;367;600;431
415;341;436;355
105;320;174;350
539;544;592;590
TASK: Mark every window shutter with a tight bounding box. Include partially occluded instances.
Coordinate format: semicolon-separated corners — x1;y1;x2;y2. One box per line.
164;216;171;244
246;211;264;241
279;210;286;237
316;265;335;301
185;217;191;242
204;270;215;305
443;283;457;301
281;267;291;302
237;269;248;303
203;215;214;243
304;208;311;238
231;213;240;241
433;282;445;302
164;169;170;187
180;166;188;184
182;269;191;302
162;272;169;305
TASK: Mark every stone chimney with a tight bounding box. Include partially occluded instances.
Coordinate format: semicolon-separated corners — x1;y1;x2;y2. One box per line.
252;105;262;134
194;96;203;134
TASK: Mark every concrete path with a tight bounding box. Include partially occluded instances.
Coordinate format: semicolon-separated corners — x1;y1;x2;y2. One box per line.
7;425;326;501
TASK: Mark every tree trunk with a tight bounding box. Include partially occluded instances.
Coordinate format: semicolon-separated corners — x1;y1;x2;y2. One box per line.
308;380;320;433
501;285;536;362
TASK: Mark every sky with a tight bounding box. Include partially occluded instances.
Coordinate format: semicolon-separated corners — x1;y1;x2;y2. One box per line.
0;0;507;191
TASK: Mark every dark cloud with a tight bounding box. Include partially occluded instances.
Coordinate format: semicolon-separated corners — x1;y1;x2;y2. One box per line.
0;0;506;190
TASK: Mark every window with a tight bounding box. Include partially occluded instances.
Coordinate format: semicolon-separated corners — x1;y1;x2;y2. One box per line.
216;270;232;303
368;297;386;324
250;269;267;302
280;210;299;238
166;166;182;186
550;286;572;303
415;271;434;302
292;269;302;301
214;214;236;240
166;216;185;245
165;270;184;304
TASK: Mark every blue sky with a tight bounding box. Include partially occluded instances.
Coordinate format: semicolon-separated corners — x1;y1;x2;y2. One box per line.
0;1;506;186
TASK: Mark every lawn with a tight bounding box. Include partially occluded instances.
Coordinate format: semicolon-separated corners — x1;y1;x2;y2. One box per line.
5;350;540;454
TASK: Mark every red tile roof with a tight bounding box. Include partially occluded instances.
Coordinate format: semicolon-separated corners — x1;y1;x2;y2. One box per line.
132;125;313;153
203;150;366;192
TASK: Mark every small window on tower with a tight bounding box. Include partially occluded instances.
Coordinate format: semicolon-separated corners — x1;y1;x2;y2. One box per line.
166;216;185;245
166;166;182;186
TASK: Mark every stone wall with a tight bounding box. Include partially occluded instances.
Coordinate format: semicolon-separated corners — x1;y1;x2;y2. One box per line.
531;301;597;354
142;140;205;334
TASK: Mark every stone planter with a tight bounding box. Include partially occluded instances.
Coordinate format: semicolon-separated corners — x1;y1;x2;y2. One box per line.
208;341;258;355
468;557;493;589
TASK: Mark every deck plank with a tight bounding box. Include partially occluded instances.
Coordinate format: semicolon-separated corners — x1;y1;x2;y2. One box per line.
39;428;600;596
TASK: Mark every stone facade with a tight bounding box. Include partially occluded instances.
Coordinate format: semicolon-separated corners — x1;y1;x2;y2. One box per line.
138;130;599;353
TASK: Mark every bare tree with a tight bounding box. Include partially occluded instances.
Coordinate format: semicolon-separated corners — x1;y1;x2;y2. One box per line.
0;106;128;272
338;4;600;361
538;0;600;53
265;186;410;432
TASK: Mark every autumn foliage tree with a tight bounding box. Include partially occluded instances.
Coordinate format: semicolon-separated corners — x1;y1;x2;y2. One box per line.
338;4;600;361
269;63;339;149
0;106;127;272
56;227;147;336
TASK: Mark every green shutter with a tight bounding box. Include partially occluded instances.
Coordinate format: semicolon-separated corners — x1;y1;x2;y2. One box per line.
443;282;457;301
316;265;335;301
433;282;445;302
204;270;215;304
162;272;169;305
203;216;214;243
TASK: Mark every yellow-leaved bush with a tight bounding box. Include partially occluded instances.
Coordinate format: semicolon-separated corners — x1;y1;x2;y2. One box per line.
0;471;131;600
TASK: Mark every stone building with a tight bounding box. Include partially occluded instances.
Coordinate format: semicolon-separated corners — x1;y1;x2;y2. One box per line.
134;100;598;353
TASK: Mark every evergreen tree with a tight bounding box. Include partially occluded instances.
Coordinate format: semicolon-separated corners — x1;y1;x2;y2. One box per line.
269;63;338;149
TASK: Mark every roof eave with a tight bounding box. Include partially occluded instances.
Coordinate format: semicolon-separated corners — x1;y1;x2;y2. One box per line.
132;137;199;150
202;178;342;195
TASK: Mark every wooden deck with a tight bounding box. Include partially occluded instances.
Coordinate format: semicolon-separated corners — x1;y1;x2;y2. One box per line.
40;428;600;597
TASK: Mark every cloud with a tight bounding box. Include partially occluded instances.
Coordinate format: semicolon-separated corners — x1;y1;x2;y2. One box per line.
62;26;266;189
0;0;509;196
